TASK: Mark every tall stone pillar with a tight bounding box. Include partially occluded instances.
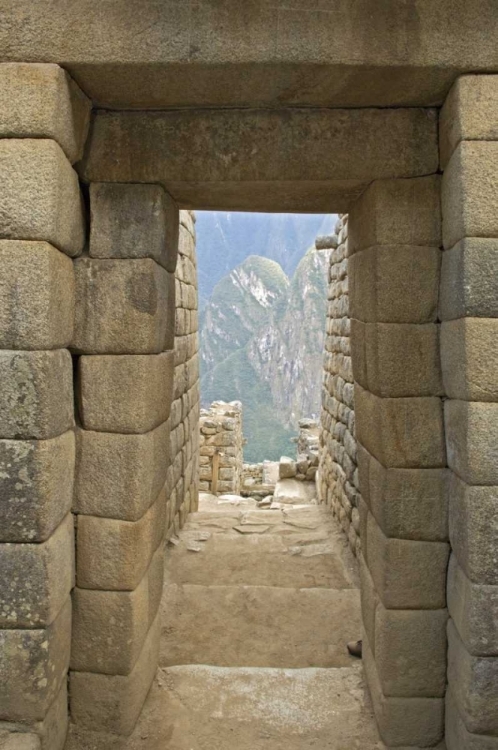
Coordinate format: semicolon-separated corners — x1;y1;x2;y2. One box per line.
0;64;90;748
348;176;449;747
439;75;498;750
69;183;179;736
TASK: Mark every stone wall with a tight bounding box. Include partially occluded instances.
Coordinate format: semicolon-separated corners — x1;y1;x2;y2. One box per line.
199;401;243;495
318;217;361;556
166;211;200;539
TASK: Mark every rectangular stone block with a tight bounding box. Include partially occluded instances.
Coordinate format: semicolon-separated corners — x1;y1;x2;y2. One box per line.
366;512;449;610
0;430;74;543
359;553;378;655
349;246;440;323
448;472;498;586
0;513;74;628
348;176;441;254
0;63;91;164
441;318;498;401
0;598;71;721
73;258;175;354
375;602;447;698
74;420;169;522
448;554;498;657
70;610;160;735
0;733;41;749
78;352;174;434
444;400;498;485
89;183;179;272
440;238;498;320
0;350;73;440
367;449;448;542
440;75;498;169
442;141;498;251
76;488;166;590
0;678;68;750
71;546;163;675
0;139;85;257
446;688;498;750
0;241;74;350
363;633;444;747
448;619;498;736
354;384;446;468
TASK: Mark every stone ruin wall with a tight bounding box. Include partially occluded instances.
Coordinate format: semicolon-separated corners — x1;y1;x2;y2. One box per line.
318;215;362;556
199;401;243;495
166;211;200;538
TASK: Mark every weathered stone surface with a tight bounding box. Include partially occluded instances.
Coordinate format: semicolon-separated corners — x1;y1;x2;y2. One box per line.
445;400;498;485
440;74;498;168
76;489;165;591
81;108;438;211
440;238;498;320
0;63;91;164
0;599;71;721
0;431;74;543
74;421;169;522
442;141;498;251
70;611;160;735
349;246;440;323
78;352;174;434
366;512;449;609
73;258;175;354
71;547;163;675
447;554;498;657
89;183;179;273
446;688;498;750
366;449;448;542
0;241;74;350
448;620;498;736
375;603;447;698
0;139;85;257
352;322;442;397
279;456;297;479
0;733;41;749
441;318;498;401
448;472;498;586
348;176;441;254
0;350;73;440
363;634;444;747
359;554;378;656
354;385;446;469
0;514;74;628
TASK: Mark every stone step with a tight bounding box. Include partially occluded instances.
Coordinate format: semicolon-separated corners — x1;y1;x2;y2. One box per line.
93;664;383;750
160;584;361;668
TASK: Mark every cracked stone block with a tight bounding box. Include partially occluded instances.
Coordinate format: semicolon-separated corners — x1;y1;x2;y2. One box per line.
0;139;85;257
0;430;74;543
0;63;90;164
76;488;166;591
71;546;163;675
74;420;169;522
89;183;179;272
0;598;71;722
440;74;498;169
0;241;74;350
0;350;73;440
441;318;498;401
442;141;498;251
70;610;160;735
73;258;175;354
375;602;448;698
348;176;441;254
365;512;449;610
78;352;174;434
0;513;74;628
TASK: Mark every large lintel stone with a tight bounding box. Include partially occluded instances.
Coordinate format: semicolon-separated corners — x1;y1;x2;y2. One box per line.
0;63;91;164
78;352;174;434
0;139;85;257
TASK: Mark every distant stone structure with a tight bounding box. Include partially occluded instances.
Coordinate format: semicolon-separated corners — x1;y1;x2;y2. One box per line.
317;217;362;556
199;401;243;495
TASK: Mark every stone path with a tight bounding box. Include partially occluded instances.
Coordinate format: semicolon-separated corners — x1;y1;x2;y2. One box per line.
67;493;383;749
